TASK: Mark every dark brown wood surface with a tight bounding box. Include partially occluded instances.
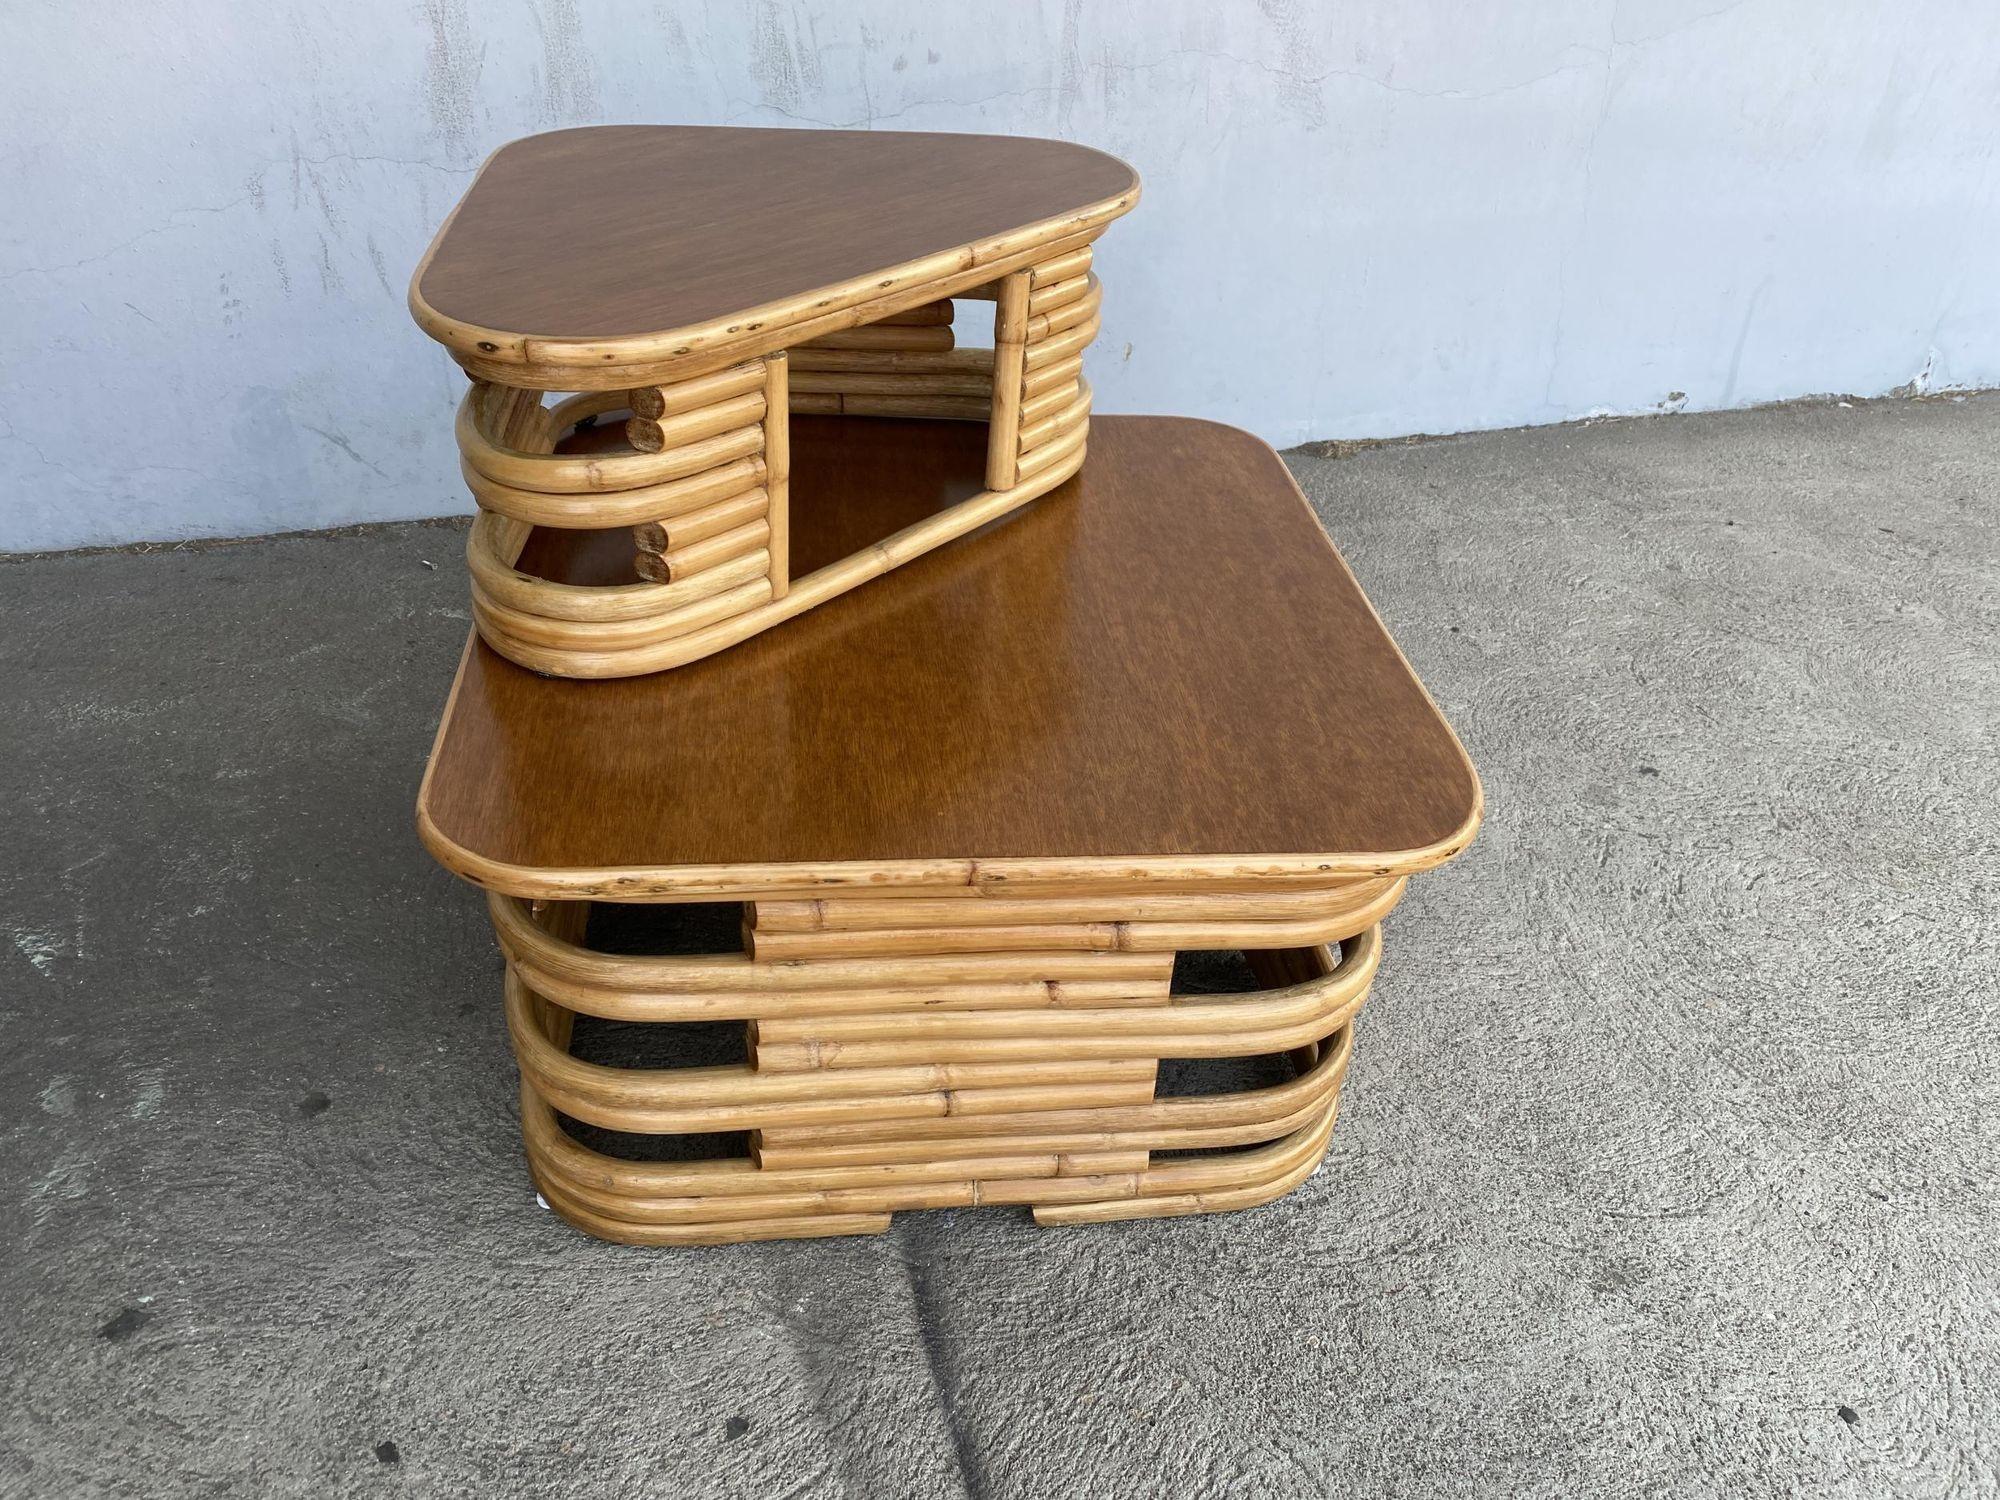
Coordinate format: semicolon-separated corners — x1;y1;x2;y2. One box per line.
417;126;1138;342
420;416;1479;882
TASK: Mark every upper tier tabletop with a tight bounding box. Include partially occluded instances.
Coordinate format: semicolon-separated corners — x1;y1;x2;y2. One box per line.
411;125;1139;367
418;416;1480;899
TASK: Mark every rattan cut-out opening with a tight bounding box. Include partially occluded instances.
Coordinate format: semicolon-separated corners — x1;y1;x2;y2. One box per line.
502;410;643;585
566;1014;751;1072
1169;949;1261;996
1149;1139;1286;1163
582;901;747;957
557;1116;753;1165
1155;1050;1303;1100
1158;947;1337;1099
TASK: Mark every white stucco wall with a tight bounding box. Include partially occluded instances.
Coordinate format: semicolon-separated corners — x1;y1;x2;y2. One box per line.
3;1;1995;551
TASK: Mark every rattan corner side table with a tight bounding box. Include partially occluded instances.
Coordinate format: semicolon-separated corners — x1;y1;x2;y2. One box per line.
409;127;1479;1245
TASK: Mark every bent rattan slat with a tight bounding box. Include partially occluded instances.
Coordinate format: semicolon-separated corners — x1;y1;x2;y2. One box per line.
750;875;1404;932
753;1025;1351;1163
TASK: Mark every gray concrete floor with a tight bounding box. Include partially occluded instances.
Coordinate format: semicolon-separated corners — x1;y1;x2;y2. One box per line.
2;395;1996;1499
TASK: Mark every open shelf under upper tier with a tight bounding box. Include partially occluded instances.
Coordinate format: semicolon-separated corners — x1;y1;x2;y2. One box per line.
423;416;1480;890
515;414;990;586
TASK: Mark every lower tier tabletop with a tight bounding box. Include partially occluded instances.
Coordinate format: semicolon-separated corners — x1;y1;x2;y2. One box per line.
417;414;1480;898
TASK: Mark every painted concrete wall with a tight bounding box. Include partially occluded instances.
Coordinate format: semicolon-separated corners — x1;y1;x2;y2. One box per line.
4;2;1995;551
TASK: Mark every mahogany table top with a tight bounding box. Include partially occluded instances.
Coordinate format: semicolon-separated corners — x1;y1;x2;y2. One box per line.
418;416;1480;898
413;125;1138;355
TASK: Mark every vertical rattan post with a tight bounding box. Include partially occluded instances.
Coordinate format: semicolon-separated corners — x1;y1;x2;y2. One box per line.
765;352;791;600
987;271;1031;492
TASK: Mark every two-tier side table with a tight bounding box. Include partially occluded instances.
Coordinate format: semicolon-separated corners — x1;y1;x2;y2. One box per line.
409;126;1480;1245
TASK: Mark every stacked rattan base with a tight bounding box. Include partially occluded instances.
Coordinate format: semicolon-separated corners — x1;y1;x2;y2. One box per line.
495;871;1402;1245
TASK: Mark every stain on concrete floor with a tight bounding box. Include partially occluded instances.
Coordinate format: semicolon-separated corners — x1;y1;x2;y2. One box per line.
1;396;1995;1497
